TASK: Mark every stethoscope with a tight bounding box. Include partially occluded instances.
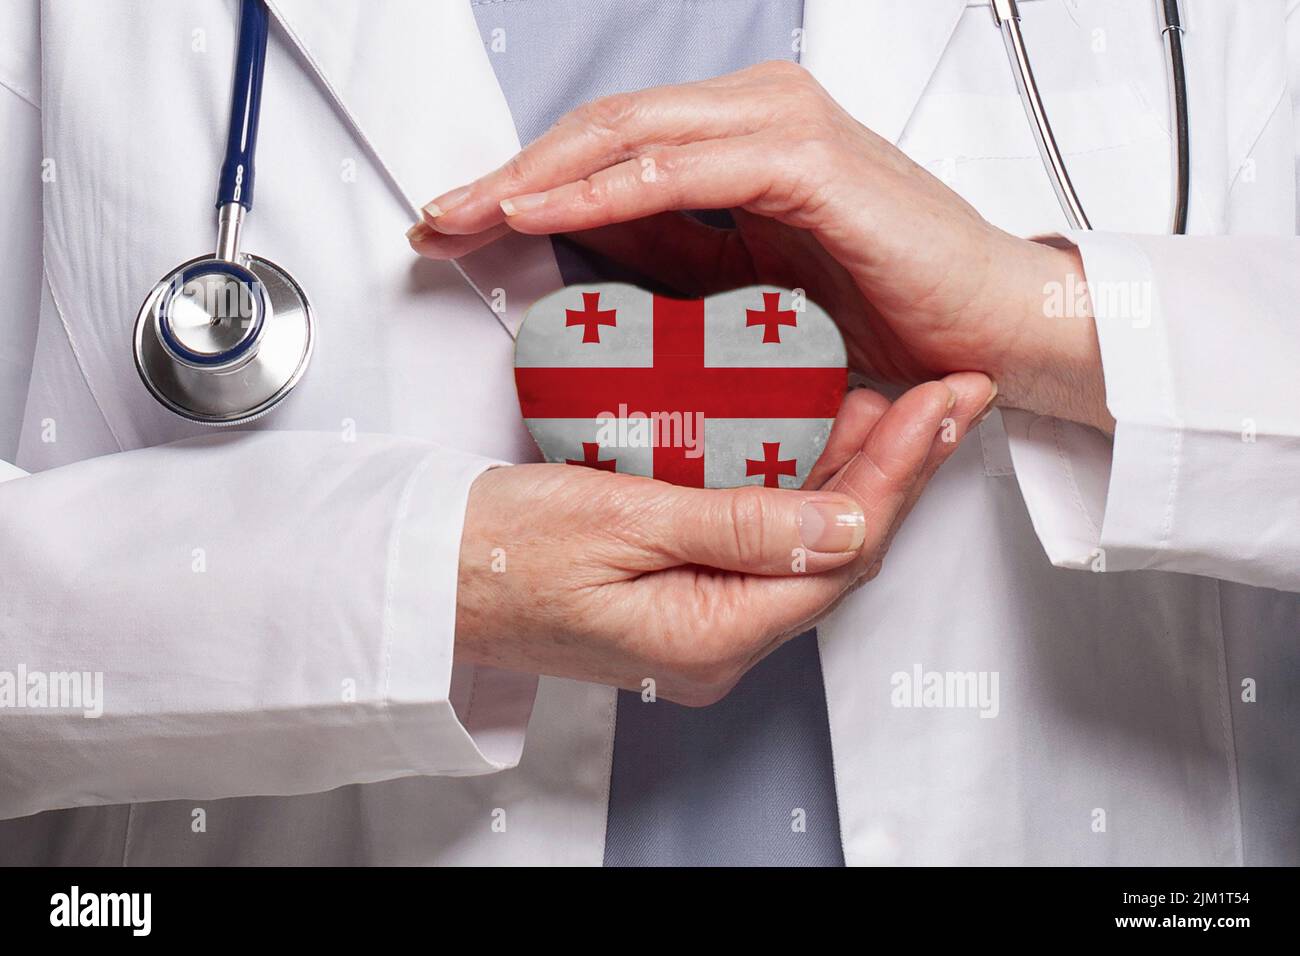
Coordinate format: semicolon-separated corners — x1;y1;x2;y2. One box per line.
992;0;1190;233
134;0;313;425
133;0;1190;425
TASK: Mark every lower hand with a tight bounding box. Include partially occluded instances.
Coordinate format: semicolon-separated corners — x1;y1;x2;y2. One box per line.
455;374;993;705
410;61;1113;433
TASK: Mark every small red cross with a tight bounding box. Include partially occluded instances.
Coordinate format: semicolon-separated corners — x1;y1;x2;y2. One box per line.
745;292;797;344
566;441;617;472
566;292;618;344
745;442;797;487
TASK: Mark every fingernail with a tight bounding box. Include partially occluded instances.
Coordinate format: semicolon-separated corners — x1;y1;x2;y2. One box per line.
500;192;548;216
423;186;471;221
406;221;433;243
974;381;1000;425
800;500;867;553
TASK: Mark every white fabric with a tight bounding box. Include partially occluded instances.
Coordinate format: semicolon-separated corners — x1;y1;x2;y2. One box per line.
0;0;1297;865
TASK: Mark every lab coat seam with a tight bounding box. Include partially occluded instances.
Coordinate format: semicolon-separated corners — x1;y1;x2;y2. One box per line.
1158;427;1182;549
941;138;1163;165
40;272;125;454
595;685;618;866
0;76;38;110
1209;581;1246;865
19;33;121;458
120;802;135;867
463;667;483;740
1049;417;1101;539
1225;82;1289;196
977;419;1016;477
1154;252;1181;551
378;450;440;766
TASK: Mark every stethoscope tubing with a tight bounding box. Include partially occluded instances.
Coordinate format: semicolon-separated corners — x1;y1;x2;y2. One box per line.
217;0;269;211
993;0;1190;235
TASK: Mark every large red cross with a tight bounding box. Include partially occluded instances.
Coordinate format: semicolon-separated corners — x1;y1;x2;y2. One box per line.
516;296;845;487
566;291;618;343
745;442;798;487
746;291;798;344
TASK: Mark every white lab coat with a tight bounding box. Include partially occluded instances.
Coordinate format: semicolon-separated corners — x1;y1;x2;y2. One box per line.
0;0;1297;865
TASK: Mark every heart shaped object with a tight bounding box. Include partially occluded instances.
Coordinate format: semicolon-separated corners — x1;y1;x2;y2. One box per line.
514;284;847;489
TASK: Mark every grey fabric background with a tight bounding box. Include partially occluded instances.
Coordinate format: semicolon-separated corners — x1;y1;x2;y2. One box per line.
471;0;844;866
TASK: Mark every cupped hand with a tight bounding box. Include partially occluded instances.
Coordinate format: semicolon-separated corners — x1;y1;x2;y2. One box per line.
455;373;993;706
410;61;1112;432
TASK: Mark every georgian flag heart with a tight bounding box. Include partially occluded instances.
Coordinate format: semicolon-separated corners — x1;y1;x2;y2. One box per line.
514;284;847;489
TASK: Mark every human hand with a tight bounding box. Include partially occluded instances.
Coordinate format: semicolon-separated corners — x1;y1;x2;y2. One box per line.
410;61;1112;432
454;372;993;705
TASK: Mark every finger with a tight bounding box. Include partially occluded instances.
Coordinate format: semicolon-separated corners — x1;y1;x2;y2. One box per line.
496;136;782;236
406;221;512;260
563;213;756;296
646;484;868;577
896;371;996;526
417;80;767;237
825;380;956;551
803;387;891;491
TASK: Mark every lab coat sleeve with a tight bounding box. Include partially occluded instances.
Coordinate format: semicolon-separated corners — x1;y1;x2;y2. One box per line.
0;432;538;819
1003;235;1300;590
1003;2;1300;591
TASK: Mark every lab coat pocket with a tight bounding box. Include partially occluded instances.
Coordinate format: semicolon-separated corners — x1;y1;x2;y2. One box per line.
905;82;1175;238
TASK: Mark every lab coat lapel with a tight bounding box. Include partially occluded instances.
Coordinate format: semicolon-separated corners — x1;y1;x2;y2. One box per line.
801;0;968;145
266;0;561;336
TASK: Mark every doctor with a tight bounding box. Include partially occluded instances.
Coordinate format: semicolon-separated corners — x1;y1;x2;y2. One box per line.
1;0;1298;866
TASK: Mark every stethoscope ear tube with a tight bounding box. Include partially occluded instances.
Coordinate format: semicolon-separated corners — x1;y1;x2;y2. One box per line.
991;0;1091;230
216;0;269;211
991;0;1190;235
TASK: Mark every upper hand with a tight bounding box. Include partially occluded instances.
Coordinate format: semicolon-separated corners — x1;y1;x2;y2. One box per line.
410;60;1113;432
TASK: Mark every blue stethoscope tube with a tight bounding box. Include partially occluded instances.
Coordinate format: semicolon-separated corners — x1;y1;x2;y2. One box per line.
217;0;269;210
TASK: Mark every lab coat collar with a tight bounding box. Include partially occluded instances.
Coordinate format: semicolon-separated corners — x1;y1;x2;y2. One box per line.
265;0;562;337
802;0;969;146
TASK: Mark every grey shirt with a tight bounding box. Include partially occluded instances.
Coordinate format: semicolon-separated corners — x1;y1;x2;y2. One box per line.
470;0;843;866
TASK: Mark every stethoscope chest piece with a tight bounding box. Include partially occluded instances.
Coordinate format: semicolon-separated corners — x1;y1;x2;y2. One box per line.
133;252;314;425
133;252;312;424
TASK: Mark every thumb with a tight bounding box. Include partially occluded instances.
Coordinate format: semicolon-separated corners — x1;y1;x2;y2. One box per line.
824;380;957;562
653;484;868;576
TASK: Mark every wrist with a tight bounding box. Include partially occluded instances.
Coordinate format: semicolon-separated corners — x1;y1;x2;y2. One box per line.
989;236;1115;433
